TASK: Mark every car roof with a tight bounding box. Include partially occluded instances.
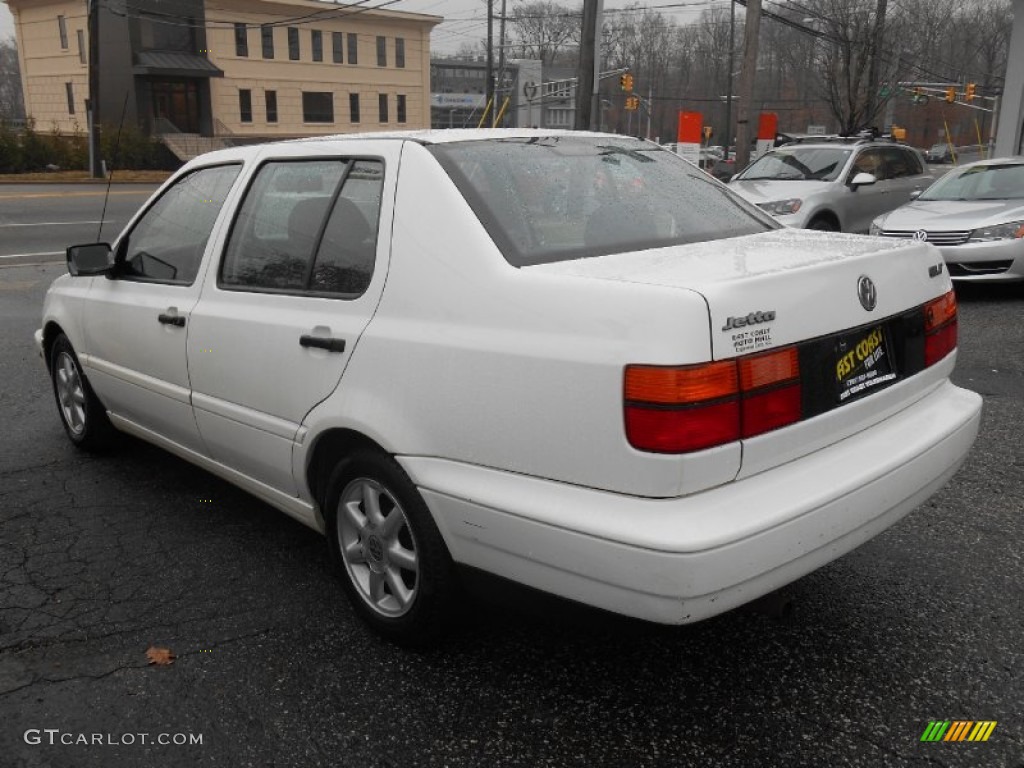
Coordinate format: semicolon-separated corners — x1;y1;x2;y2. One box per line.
773;141;912;151
288;128;649;146
180;129;659;170
945;155;1024;170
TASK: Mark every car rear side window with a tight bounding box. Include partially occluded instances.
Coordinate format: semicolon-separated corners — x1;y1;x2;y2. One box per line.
882;147;921;178
118;164;240;285
220;158;383;297
429;137;777;267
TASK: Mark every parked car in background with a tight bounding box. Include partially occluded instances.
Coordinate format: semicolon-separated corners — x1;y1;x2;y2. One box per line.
710;148;738;180
926;143;955;163
871;157;1024;282
37;130;980;645
730;138;931;232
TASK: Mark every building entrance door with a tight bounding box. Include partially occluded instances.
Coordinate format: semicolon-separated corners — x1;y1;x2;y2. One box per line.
152;80;200;133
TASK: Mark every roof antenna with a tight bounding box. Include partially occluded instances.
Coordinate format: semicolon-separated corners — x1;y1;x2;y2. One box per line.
96;90;130;242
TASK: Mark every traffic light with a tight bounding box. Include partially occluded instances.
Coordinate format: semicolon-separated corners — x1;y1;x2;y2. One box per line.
966;83;976;102
620;73;634;92
625;95;639;111
945;87;956;103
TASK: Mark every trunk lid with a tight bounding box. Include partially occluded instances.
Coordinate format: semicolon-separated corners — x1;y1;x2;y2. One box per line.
528;229;947;360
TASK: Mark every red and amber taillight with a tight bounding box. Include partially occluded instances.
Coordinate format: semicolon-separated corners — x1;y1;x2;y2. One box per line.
624;346;802;454
924;289;958;367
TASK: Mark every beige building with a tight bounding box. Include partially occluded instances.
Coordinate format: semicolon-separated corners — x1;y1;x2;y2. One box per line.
5;0;440;156
4;0;88;133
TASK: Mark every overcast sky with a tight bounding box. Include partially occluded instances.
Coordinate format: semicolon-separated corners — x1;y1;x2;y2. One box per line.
1;0;727;53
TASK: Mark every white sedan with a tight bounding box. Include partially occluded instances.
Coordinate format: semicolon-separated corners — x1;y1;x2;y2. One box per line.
36;130;981;644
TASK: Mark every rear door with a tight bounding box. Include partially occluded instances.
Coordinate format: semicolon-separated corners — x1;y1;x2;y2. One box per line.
187;142;398;495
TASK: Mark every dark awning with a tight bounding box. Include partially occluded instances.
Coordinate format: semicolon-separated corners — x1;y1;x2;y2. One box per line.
133;51;224;78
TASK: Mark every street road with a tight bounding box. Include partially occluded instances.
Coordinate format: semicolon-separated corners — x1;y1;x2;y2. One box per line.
0;184;159;264
0;221;1022;766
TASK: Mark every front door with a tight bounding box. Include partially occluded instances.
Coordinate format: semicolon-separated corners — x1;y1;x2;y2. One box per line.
152;80;200;133
187;149;395;495
844;148;892;233
81;164;241;454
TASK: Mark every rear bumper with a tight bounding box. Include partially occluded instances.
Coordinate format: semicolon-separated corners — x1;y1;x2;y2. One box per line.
399;381;982;624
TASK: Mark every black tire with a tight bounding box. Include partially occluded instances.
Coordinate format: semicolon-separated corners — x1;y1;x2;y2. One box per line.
808;216;839;232
49;334;116;451
323;450;458;646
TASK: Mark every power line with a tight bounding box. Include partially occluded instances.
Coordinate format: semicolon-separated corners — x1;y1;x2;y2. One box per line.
107;0;414;31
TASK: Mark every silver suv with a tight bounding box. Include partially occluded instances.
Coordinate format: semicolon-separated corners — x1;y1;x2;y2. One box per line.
729;139;931;233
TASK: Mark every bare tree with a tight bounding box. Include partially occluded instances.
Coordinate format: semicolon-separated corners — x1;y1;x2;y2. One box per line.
508;0;579;66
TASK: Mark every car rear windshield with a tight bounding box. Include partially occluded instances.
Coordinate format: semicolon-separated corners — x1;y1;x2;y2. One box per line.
736;146;852;182
919;163;1024;201
427;136;777;267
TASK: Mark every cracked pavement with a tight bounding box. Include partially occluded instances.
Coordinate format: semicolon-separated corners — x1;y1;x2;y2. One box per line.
0;263;1022;767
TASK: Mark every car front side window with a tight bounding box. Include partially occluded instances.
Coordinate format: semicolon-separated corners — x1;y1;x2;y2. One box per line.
118;165;240;284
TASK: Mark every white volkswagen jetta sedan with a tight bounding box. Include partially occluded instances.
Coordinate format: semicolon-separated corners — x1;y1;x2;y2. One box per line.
36;130;981;644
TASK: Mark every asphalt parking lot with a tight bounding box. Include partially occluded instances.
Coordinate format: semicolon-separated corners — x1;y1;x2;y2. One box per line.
0;186;1022;767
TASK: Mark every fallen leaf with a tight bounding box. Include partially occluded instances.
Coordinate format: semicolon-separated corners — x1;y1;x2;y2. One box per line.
145;646;176;666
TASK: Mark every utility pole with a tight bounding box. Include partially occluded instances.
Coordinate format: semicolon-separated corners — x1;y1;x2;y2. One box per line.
865;0;889;127
734;0;761;170
87;0;102;178
486;0;494;127
574;0;599;130
497;0;507;126
646;84;652;139
724;0;735;152
591;0;603;132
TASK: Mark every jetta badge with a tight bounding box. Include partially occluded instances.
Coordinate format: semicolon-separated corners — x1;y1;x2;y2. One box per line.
857;275;877;311
913;229;929;241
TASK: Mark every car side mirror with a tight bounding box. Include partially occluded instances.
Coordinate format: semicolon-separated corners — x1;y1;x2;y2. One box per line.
66;243;113;276
909;189;922;200
850;172;877;187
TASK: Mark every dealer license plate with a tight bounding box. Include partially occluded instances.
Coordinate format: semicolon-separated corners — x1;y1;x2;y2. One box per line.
834;325;898;403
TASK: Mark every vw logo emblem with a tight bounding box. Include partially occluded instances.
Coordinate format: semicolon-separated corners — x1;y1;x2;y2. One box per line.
857;275;877;311
912;229;929;241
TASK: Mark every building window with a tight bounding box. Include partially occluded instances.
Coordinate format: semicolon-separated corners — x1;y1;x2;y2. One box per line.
65;82;75;115
349;93;360;123
266;90;278;123
395;37;405;68
261;25;274;58
347;33;358;64
378;93;388;123
239;89;252;123
397;94;406;123
312;30;323;62
376;36;386;67
234;23;248;57
303;91;334;123
332;32;343;63
58;16;68;49
288;27;300;60
77;30;86;64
